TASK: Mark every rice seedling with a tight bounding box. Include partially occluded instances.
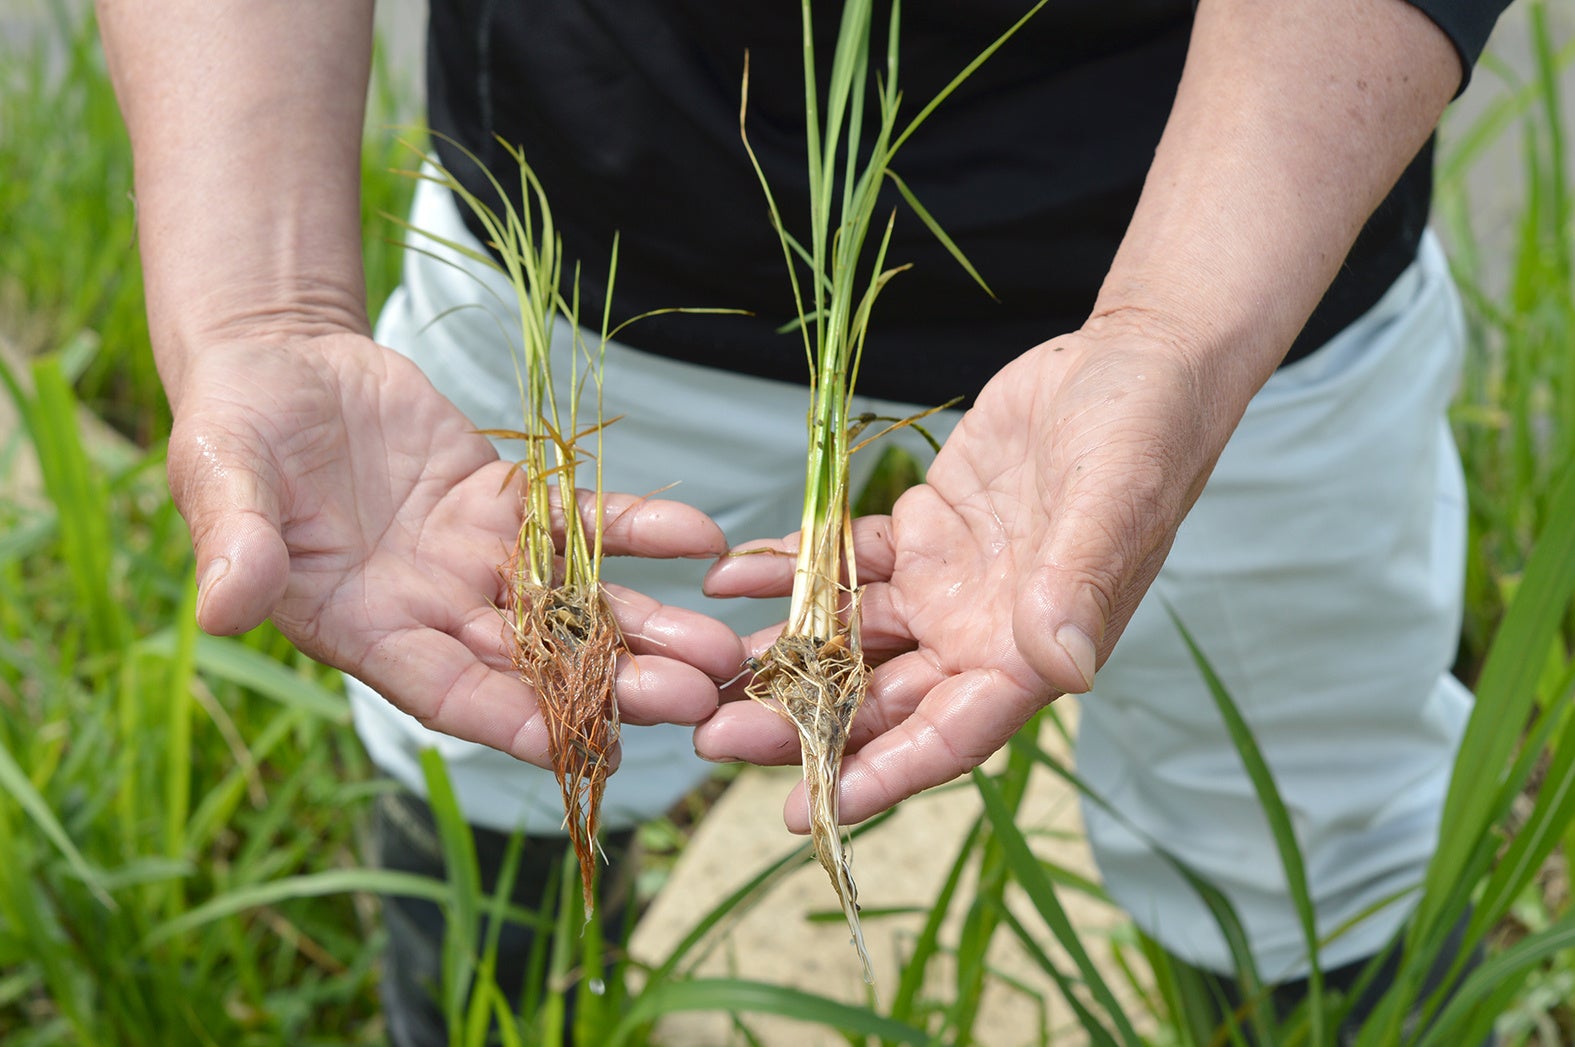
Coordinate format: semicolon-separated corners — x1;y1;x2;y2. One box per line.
738;0;1044;982
389;137;626;918
393;136;742;919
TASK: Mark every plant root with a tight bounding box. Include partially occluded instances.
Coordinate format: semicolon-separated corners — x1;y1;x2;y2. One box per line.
510;581;622;916
746;626;875;983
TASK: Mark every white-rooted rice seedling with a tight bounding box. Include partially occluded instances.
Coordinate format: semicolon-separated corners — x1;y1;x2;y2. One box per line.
740;0;1044;982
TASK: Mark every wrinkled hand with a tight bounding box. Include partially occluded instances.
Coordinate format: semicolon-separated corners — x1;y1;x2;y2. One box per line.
169;331;743;768
697;323;1246;831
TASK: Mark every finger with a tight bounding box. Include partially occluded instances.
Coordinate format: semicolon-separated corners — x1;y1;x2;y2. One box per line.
847;649;949;746
358;624;554;767
847;582;915;662
615;654;724;727
695;644;940;764
168;418;290;636
452;602;515;671
1011;497;1176;697
712;622;785;702
1013;559;1104;696
691;619;792;759
700;538;799;598
847;512;898;583
780;667;1048;833
693;698;801;764
603;583;744;682
702;515;899;597
738;621;786;660
566;490;730;559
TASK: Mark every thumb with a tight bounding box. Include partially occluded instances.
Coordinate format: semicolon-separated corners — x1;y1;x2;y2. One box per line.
1013;559;1105;697
1012;506;1172;696
168;419;291;636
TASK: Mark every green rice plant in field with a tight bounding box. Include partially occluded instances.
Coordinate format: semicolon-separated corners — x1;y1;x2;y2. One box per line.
1439;1;1575;679
0;351;394;1044
1433;7;1575;1043
0;7;149;440
0;12;423;1044
0;4;416;445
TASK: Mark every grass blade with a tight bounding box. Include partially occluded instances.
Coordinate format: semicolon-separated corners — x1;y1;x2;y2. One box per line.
22;355;127;657
1416;458;1575;934
0;737;114;910
1009;725;1273;1044
1415;915;1575;1047
972;767;1143;1046
883;168;995;298
1169;609;1326;1043
136;630;350;723
141;868;452;948
611;977;932;1046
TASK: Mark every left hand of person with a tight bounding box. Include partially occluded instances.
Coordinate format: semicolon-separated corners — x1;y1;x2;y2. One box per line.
692;0;1462;831
695;319;1242;830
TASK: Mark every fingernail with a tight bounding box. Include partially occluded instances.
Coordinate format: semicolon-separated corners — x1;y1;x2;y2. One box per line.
696;749;739;764
1055;623;1096;693
196;557;229;620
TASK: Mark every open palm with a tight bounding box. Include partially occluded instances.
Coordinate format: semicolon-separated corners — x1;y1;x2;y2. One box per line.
697;327;1243;829
170;332;742;768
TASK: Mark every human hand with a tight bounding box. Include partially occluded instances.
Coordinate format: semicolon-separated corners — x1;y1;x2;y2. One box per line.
696;322;1247;830
168;331;744;768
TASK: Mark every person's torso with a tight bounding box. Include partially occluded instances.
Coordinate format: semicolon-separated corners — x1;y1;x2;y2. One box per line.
426;1;1432;405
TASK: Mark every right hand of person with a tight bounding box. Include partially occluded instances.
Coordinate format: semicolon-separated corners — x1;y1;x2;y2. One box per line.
167;329;744;769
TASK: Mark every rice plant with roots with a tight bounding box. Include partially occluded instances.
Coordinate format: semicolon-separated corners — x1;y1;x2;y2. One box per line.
397;137;628;915
740;0;1045;982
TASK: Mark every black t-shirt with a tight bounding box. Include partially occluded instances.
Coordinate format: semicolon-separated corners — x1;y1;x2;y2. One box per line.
425;1;1507;407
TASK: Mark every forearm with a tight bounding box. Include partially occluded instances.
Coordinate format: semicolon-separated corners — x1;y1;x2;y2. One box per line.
1091;0;1460;423
97;0;375;403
